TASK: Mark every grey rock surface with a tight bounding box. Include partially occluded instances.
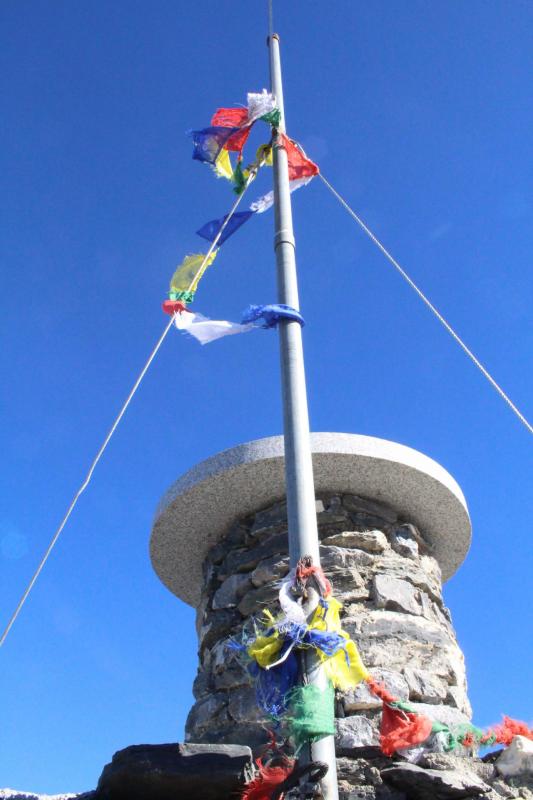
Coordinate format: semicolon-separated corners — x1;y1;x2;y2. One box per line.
373;575;422;616
212;573;251;609
96;743;252;800
336;716;378;749
381;762;490;799
496;736;533;777
323;530;389;552
343;670;409;713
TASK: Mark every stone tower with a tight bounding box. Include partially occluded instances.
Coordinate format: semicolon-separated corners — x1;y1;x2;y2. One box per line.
150;432;472;757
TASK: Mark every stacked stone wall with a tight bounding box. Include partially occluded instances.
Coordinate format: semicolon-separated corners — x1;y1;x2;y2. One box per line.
186;492;471;755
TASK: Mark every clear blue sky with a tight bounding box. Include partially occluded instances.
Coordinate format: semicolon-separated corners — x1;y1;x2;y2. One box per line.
1;1;531;793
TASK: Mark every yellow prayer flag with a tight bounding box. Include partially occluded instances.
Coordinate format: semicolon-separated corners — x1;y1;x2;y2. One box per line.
247;631;282;668
256;144;273;166
169;250;218;297
212;148;234;180
309;598;369;690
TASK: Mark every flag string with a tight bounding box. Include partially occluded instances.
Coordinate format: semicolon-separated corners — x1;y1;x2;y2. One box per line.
318;173;533;436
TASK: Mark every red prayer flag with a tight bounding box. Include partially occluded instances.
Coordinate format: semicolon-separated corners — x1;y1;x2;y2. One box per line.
279;134;319;181
211;107;248;128
211;107;251;153
380;704;433;757
241;758;294;800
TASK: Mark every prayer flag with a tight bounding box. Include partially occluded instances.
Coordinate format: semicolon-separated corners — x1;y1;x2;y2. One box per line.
191;127;238;165
279;134;320;180
169;251;218;302
212;148;233;181
196;210;254;245
247;90;277;124
174;310;256;345
380;704;433;756
250;176;314;214
211;107;248;128
210;108;251;153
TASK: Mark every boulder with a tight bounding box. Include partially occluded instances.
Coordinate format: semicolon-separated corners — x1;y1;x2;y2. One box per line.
381;762;490;799
496;736;533;777
336;715;378;750
96;743;252;800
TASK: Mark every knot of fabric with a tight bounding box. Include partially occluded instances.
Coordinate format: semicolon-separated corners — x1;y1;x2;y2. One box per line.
241;304;305;329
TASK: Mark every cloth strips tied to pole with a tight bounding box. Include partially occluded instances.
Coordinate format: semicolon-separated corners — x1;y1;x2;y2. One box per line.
173;305;304;346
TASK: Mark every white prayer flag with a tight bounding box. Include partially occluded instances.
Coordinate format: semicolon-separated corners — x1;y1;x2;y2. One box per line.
174;310;256;345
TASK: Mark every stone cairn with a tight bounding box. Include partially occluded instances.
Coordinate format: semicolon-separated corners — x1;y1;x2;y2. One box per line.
186;493;477;792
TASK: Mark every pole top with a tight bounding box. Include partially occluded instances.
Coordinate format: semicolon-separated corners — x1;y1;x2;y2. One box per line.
150;433;471;606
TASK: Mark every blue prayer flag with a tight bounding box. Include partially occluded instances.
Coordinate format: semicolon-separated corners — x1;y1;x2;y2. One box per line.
196;210;254;246
191;126;239;165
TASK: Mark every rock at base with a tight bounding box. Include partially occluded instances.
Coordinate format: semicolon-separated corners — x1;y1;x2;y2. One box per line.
496;735;533;778
381;762;490;799
95;742;252;800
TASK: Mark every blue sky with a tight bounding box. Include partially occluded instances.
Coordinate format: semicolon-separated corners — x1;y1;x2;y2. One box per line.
1;1;532;793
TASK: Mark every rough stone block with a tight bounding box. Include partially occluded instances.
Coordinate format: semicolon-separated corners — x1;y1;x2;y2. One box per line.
391;529;419;560
343;669;409;712
249;501;287;538
496;736;533;777
405;702;471;729
336;715;378;750
342;494;398;524
221;532;288;577
320;545;374;570
212;573;252;610
403;667;448;704
213;665;248;691
381;762;490;799
96;743;253;800
185;693;228;735
373;575;422;616
323;568;368;601
228;687;270;724
198;609;241;653
251;555;289;588
323;531;389;553
192;669;212;700
237;583;279;616
357;611;449;647
371;554;443;601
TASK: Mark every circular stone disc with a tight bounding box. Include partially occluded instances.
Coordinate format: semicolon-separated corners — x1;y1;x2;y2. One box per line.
150;433;471;607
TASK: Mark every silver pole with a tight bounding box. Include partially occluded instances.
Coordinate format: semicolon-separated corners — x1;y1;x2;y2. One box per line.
268;32;339;800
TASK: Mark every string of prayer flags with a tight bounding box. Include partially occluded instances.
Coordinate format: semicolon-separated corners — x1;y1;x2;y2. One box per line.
191;127;238;165
249;139;319;213
196;210;255;245
169;251;218;303
250;176;313;214
210;90;279;157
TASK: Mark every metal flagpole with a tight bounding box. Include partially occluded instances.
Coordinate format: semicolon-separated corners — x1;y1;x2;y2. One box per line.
268;32;340;800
